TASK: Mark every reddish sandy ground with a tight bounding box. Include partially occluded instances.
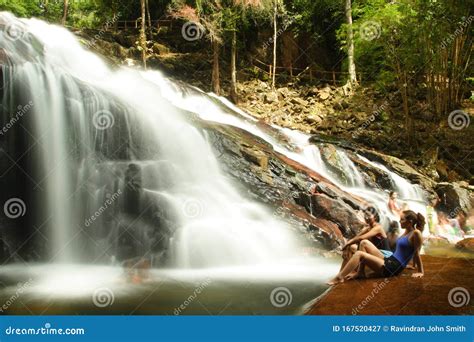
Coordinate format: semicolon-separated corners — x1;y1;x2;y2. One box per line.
307;255;474;315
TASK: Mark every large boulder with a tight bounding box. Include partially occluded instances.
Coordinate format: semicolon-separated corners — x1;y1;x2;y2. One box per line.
358;149;435;193
455;238;474;253
435;182;473;215
308;193;365;237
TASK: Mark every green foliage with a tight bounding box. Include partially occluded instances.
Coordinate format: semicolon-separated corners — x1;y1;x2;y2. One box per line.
1;0;471;114
0;0;42;17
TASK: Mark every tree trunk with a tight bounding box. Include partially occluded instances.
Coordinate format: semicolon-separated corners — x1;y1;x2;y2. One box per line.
61;0;69;25
140;0;147;69
345;0;357;87
272;0;278;89
146;0;152;32
230;30;238;103
113;8;118;32
212;39;220;95
43;0;49;15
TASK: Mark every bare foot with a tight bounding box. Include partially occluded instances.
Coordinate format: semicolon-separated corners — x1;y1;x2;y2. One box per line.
345;272;365;281
327;275;344;285
345;271;358;279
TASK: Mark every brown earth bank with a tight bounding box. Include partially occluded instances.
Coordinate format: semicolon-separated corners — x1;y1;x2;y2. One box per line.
306;255;474;315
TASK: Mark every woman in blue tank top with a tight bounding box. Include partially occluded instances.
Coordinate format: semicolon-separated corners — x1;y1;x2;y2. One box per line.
327;210;425;285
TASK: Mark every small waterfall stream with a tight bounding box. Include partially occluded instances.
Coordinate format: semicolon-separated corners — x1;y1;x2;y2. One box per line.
143;72;427;229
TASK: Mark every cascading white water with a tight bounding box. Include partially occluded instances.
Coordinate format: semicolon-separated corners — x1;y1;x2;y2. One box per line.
0;13;304;268
142;72;428;229
1;12;429;271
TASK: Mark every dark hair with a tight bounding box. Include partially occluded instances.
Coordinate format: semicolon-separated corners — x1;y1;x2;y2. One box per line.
364;206;380;223
403;210;426;232
388;220;399;233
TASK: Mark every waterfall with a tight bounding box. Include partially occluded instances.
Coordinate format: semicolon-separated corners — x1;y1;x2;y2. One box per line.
0;13;428;270
0;13;302;267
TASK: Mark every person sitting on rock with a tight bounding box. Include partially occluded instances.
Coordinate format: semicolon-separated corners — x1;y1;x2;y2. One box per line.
339;207;391;271
387;221;400;251
328;210;425;285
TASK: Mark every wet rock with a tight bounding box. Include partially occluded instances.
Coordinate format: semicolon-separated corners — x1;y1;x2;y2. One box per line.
348;154;394;190
455;238;474;252
309;193;365;237
358;149;435;193
241;147;269;169
307;255;474;315
319;144;352;186
435;182;472;214
197;117;367;249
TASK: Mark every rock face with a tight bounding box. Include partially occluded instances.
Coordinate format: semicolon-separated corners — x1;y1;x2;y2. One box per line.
197;116;368;250
435;182;473;215
357;149;436;194
307;255;474;315
456;238;474;253
306;194;365;237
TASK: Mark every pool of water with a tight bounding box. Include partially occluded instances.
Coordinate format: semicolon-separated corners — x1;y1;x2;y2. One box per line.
0;259;337;315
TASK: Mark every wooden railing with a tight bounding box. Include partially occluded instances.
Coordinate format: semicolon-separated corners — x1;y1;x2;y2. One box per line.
250;57;363;85
115;19;173;30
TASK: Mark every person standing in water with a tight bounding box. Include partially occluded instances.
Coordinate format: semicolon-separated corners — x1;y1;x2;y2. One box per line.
328;210;425;285
388;191;402;217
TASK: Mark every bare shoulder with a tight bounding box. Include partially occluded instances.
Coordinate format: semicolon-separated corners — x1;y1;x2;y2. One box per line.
411;230;423;244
